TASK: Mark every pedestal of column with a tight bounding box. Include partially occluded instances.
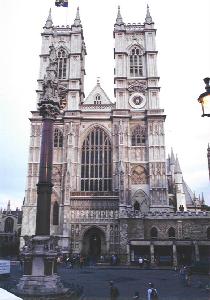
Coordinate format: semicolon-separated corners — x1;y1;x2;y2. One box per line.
16;236;68;297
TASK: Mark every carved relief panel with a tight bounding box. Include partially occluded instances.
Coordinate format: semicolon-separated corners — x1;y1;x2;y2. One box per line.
131;165;148;184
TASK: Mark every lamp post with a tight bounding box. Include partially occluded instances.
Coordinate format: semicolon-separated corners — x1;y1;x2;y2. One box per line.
197;77;210;117
16;45;67;296
198;77;210;181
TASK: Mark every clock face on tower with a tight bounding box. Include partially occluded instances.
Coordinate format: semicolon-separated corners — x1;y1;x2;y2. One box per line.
129;92;146;109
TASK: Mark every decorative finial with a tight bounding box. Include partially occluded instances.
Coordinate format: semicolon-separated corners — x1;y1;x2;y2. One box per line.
45;8;53;28
97;77;100;85
74;7;81;26
116;5;124;25
145;4;153;24
170;148;175;165
174;155;182;174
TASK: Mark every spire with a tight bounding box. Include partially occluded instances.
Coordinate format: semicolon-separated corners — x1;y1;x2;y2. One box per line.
74;7;81;26
7;200;11;212
145;4;153;24
201;192;205;204
116;6;124;25
170;148;176;165
175;155;182;174
45;8;53;28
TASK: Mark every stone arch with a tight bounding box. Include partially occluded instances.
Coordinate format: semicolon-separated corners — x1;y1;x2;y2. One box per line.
81;226;107;258
126;43;144;53
132;189;150;213
55;45;70;56
80;124;112;146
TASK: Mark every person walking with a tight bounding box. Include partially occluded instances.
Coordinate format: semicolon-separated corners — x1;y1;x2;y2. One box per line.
109;281;119;300
138;257;144;268
147;282;158;300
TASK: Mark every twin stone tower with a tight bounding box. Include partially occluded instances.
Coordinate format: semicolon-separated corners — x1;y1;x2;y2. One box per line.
21;6;209;265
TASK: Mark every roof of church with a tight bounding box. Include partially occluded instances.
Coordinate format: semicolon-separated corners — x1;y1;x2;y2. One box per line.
82;79;114;110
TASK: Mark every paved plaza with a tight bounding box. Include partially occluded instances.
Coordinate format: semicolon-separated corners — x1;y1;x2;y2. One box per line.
0;264;210;299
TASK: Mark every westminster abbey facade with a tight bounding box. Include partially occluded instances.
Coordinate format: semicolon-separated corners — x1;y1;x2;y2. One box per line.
21;7;210;265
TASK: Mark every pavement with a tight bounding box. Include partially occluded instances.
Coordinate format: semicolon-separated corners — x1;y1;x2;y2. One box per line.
0;263;210;300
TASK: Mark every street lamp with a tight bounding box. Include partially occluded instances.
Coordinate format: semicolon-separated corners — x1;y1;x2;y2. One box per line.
197;77;210;117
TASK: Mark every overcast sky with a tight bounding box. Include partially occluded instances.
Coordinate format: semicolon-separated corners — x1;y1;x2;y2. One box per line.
0;0;209;210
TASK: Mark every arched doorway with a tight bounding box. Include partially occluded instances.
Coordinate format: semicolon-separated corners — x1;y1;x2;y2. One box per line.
82;227;106;259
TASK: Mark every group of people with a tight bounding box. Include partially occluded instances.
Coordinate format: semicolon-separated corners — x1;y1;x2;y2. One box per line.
56;253;86;268
109;281;158;300
56;253;121;267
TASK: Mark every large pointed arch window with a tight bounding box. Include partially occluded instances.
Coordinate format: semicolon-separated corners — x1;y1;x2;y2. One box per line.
57;49;67;79
129;47;143;77
4;217;14;233
81;127;112;192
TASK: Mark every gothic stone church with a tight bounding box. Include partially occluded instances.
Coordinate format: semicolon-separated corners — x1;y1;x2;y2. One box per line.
21;7;210;266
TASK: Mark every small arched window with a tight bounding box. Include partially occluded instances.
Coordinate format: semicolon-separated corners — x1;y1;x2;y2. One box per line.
131;125;146;146
129;47;143;77
150;227;158;239
53;201;59;225
134;201;140;211
57;49;67;79
94;94;101;105
207;227;210;240
4;217;14;233
168;227;175;239
54;129;63;148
